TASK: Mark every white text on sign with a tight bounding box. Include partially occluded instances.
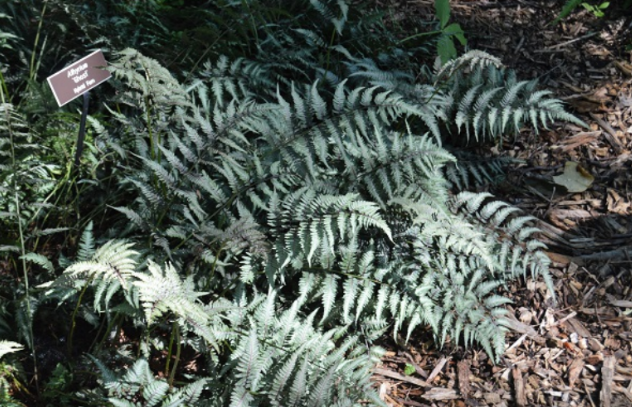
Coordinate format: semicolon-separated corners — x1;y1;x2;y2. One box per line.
46;50;112;107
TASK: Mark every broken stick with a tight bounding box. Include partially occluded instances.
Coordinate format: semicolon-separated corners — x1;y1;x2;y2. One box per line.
600;355;616;407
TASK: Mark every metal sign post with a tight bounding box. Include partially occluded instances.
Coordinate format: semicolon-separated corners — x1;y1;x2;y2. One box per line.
74;92;90;167
46;50;111;166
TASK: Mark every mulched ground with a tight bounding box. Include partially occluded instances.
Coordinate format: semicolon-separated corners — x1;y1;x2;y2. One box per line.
371;1;632;406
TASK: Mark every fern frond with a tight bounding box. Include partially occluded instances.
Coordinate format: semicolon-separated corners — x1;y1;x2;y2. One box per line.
133;261;206;325
0;341;23;359
435;51;586;144
444;151;514;191
64;240;138;289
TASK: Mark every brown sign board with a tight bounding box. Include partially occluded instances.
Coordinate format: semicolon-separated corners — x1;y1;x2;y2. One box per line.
47;49;111;107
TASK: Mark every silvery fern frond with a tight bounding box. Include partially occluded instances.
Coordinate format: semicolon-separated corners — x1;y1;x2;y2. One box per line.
95;357;207;407
39;238;138;311
435;50;586;144
0;341;23;359
64;240;138;289
133;261;207;325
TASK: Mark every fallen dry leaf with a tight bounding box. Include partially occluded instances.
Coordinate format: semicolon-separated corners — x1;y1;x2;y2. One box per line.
552;161;594;193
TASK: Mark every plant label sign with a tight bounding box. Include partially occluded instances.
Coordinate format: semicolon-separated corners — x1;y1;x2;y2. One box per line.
47;49;111;107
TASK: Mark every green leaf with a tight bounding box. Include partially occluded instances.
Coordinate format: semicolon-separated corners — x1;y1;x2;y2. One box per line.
444;23;466;46
443;23;462;35
552;0;583;24
435;0;450;28
21;252;54;273
404;364;416;376
437;35;457;64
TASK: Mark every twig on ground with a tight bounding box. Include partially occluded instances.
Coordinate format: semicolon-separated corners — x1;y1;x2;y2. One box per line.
600;355;615;407
590;113;624;155
546;32;598;50
426;357;449;383
512;366;527;407
457;360;471;399
373;367;430;388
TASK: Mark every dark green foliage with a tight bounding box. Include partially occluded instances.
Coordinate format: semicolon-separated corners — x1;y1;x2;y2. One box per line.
434;0;467;63
444;151;516;191
0;104;55;245
553;0;585;24
553;0;616;23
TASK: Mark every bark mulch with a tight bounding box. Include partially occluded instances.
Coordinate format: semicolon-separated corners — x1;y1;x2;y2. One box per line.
370;1;632;406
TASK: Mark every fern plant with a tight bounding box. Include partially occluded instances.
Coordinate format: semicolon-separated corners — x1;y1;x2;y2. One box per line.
0;104;56;252
353;49;585;145
0;341;25;407
45;234;384;406
4;0;587;405
437;52;585;143
91;357;208;407
38;42;569;406
0;102;63;386
444;150;516;191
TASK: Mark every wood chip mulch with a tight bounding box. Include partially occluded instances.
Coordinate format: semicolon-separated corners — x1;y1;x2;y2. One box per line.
370;1;632;406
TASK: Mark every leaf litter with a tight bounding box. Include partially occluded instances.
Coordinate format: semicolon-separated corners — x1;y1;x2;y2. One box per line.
370;1;632;406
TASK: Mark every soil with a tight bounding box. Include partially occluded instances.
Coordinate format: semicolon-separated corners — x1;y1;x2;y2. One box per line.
371;1;632;406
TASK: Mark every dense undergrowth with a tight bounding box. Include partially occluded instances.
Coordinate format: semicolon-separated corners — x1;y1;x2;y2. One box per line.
0;0;584;405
